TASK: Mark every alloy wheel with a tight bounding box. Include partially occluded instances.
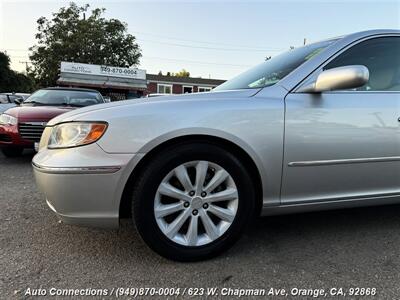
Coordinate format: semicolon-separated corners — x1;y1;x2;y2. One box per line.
154;160;239;246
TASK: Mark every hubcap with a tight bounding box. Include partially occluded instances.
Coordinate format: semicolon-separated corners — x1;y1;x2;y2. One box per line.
154;160;239;246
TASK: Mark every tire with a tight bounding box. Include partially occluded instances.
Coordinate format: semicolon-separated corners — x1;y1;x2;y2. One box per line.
132;142;256;261
1;147;23;157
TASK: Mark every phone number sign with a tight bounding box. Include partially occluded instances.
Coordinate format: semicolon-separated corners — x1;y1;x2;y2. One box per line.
61;62;146;80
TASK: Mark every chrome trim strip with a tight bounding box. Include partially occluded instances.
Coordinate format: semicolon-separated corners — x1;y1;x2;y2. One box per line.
20;122;47;126
280;191;400;205
261;192;400;216
32;162;121;174
288;156;400;167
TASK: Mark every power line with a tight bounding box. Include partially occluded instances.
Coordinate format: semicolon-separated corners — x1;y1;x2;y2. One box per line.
6;55;251;68
6;54;252;68
0;48;29;52
142;56;252;68
1;33;287;52
1;32;288;54
132;30;284;51
2;39;285;54
137;38;283;52
8;55;30;58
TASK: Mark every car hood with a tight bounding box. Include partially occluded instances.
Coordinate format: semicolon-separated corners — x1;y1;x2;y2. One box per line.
0;103;16;114
4;105;76;122
47;89;260;125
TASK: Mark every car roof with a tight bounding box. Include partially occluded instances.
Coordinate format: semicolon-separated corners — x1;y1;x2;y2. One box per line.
1;92;29;95
43;87;101;93
343;29;400;41
291;29;400;49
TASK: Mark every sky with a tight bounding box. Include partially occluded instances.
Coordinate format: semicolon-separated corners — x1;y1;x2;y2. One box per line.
0;0;399;80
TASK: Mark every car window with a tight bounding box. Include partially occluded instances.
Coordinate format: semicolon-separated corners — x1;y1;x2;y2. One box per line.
24;90;104;106
214;39;338;91
0;95;9;104
324;36;400;91
8;95;21;101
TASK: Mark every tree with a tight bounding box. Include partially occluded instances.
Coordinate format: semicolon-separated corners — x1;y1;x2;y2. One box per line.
0;52;35;93
173;69;190;77
159;69;191;77
29;2;142;87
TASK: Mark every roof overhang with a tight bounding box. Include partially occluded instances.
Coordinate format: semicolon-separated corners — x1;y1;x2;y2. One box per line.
57;72;147;90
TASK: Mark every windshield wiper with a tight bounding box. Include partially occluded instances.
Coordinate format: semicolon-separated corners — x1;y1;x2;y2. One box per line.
59;103;85;107
23;100;46;105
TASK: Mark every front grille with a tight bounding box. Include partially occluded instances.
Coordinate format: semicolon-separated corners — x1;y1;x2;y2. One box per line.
0;134;12;142
19;123;46;142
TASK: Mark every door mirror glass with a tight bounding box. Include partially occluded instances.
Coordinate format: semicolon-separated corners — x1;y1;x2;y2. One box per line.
298;65;369;93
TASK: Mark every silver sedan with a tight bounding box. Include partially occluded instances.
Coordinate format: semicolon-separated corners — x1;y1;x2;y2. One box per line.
33;29;400;261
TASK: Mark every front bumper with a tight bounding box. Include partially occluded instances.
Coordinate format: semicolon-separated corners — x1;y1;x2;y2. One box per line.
0;124;34;148
32;143;140;228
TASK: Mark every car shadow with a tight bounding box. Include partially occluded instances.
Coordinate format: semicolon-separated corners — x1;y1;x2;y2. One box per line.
0;148;36;163
228;203;400;263
51;202;400;266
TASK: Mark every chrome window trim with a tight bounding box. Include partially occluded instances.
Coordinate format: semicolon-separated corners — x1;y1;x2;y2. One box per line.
315;90;400;94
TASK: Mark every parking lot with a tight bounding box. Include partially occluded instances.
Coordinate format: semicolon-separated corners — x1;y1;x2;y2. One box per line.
1;150;400;299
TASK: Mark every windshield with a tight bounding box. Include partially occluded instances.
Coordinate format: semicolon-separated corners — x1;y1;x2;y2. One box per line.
214;39;338;91
24;89;104;107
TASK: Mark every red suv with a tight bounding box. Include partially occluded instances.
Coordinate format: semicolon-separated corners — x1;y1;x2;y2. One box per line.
0;87;105;157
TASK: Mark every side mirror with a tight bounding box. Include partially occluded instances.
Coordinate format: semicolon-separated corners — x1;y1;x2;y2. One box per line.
298;65;369;93
13;98;22;105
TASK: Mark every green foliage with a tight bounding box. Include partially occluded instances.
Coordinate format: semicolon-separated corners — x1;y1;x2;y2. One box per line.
159;69;191;77
173;69;190;77
29;2;142;87
0;52;36;93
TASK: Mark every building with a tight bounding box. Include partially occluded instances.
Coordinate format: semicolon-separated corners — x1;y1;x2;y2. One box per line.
57;62;226;100
57;62;147;100
146;74;226;95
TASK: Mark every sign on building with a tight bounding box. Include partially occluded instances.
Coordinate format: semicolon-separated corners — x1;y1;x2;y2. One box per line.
60;62;146;80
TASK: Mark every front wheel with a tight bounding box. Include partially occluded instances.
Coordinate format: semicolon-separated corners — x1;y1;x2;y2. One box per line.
132;142;256;261
1;147;23;157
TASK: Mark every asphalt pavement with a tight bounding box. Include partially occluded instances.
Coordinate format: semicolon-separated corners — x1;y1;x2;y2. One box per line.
1;150;400;299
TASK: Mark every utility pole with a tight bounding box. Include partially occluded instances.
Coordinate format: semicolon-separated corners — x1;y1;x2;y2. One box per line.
19;61;31;73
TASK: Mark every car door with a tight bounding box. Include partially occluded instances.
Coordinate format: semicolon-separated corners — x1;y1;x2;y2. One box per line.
281;36;400;204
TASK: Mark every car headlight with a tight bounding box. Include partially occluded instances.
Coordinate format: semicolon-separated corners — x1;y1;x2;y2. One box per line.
0;114;18;126
48;122;108;149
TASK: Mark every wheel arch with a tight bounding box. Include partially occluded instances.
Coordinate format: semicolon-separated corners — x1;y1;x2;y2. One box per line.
119;134;264;219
